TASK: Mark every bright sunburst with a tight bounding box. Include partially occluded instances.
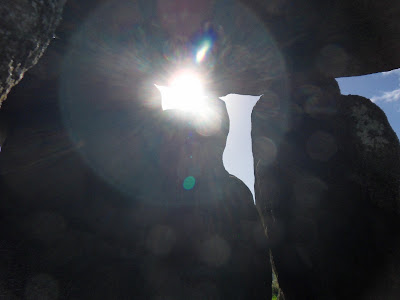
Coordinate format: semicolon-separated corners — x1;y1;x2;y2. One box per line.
155;71;207;112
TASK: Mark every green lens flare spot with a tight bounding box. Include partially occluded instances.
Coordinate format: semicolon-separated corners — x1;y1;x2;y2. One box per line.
183;176;196;190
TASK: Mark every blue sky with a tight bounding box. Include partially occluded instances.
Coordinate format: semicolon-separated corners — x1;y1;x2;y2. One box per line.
220;94;261;200
336;68;400;139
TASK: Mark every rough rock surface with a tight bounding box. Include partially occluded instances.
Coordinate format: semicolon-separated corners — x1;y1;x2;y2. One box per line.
252;73;400;299
0;0;65;106
1;0;400;299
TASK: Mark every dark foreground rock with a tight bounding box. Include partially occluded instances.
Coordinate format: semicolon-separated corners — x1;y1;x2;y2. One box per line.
0;104;270;298
2;0;400;299
247;0;400;77
253;73;400;299
0;1;270;298
0;0;65;106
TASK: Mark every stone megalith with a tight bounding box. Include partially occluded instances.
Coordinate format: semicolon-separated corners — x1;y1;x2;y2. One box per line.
0;0;270;298
0;0;65;106
253;72;400;299
248;1;400;299
2;0;400;299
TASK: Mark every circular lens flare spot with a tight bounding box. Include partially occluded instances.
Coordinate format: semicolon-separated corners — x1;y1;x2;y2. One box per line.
183;176;196;190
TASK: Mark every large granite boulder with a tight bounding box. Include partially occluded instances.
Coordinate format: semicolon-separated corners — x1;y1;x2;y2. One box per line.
245;0;400;77
0;0;65;106
2;0;400;299
1;0;400;108
252;72;400;299
246;1;400;299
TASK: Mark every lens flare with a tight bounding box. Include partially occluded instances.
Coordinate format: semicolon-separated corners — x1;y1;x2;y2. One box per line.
183;176;196;190
155;71;207;112
196;40;212;63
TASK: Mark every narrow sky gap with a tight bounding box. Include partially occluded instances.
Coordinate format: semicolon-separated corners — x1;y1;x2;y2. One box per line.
155;72;261;203
220;94;261;203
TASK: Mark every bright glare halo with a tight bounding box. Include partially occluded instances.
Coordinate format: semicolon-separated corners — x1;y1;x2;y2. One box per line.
155;71;207;113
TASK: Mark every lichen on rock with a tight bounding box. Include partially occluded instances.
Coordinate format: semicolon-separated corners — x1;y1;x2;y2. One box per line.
351;104;389;151
0;0;65;106
344;95;400;213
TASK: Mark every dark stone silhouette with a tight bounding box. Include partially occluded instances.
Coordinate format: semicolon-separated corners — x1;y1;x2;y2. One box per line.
0;0;269;299
244;0;400;77
247;1;400;298
253;72;400;299
2;0;400;299
0;0;65;106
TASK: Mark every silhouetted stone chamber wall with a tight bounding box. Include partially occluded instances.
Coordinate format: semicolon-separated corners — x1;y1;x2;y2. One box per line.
248;1;400;298
253;73;400;299
1;0;400;299
0;1;270;299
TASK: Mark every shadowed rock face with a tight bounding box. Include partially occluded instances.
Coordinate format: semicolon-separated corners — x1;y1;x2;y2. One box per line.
0;0;65;106
2;0;400;299
2;1;400;106
242;2;400;299
246;0;400;77
0;81;270;299
0;1;270;299
252;73;400;299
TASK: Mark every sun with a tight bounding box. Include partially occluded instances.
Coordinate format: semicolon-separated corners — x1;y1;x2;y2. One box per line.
154;70;222;136
155;71;207;113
